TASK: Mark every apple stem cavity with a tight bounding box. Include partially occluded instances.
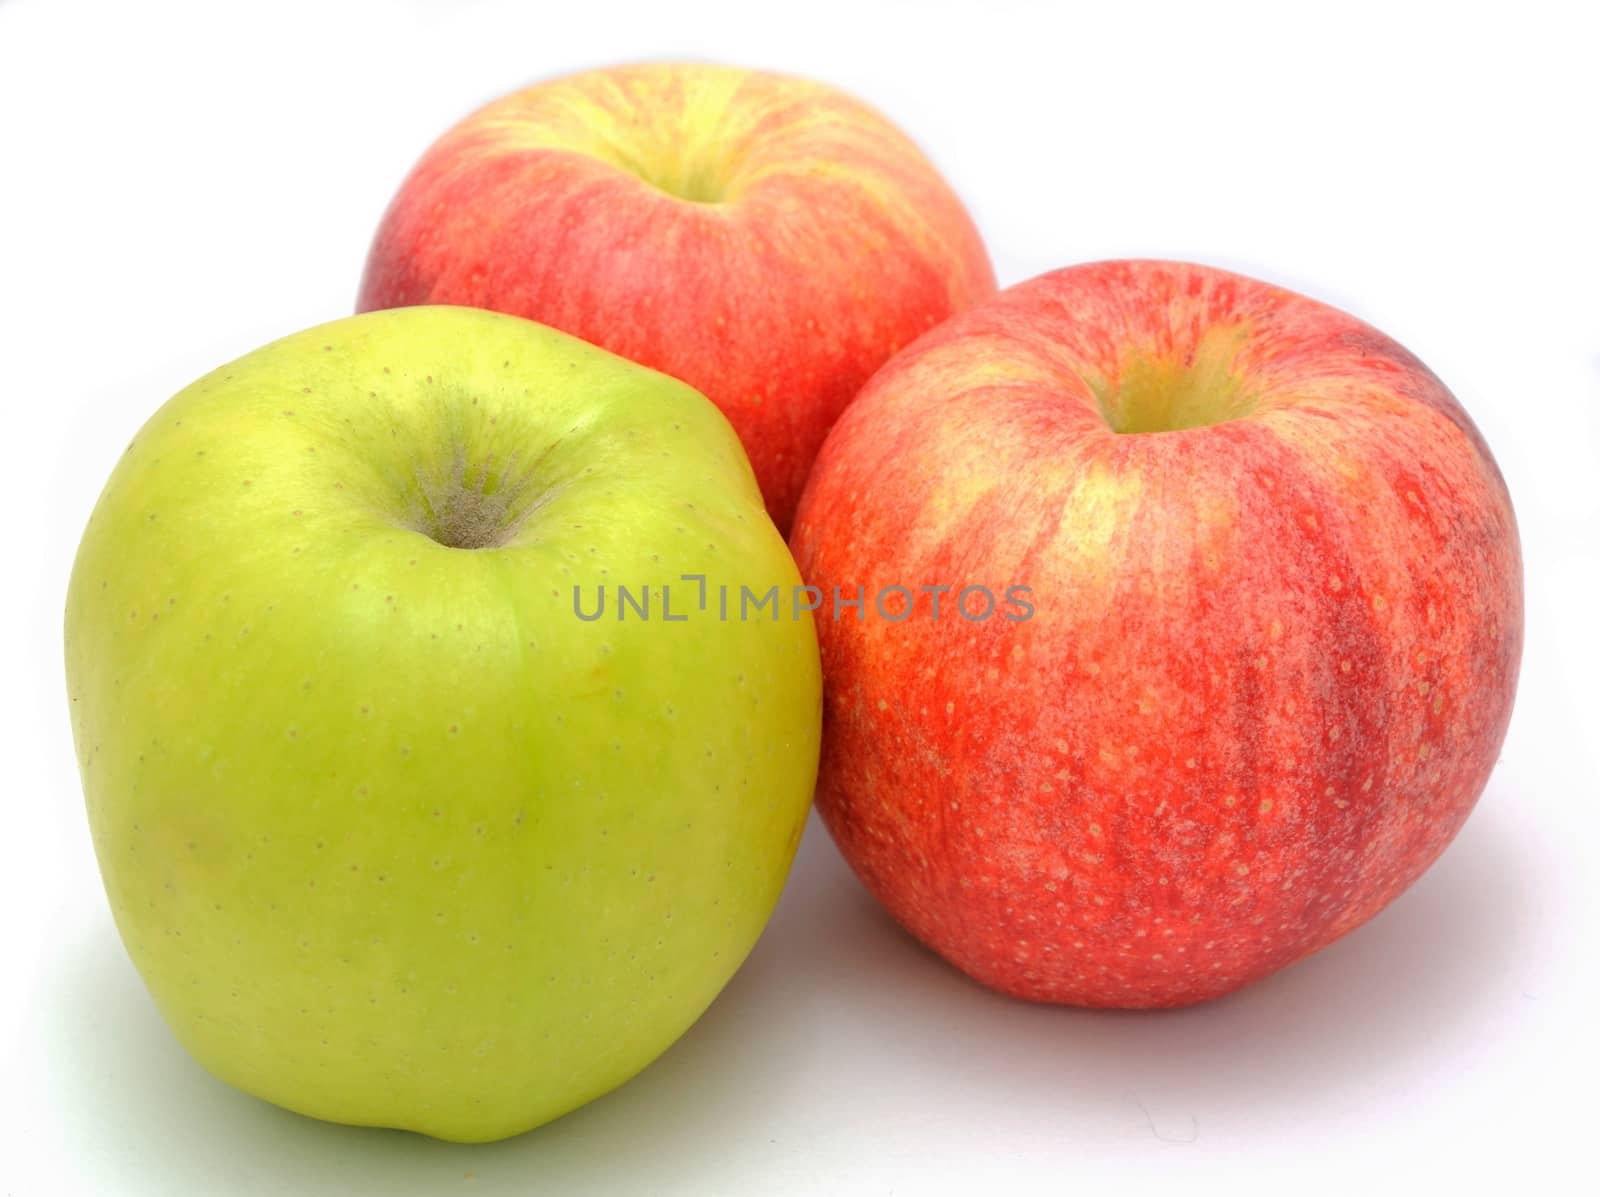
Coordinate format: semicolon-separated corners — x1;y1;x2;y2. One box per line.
409;449;539;551
1093;322;1260;434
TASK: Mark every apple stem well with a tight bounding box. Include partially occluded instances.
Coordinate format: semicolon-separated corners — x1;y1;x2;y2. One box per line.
626;153;733;205
411;461;535;550
1092;323;1260;434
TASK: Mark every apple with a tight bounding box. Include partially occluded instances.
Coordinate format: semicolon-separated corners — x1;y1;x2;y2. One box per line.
789;260;1523;1009
64;305;822;1140
356;62;996;534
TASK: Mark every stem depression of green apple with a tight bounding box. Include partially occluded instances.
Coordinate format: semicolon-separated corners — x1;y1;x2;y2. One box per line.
63;305;822;1142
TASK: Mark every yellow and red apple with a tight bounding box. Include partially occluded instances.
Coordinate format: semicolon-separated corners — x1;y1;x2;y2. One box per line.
790;260;1523;1009
358;63;996;534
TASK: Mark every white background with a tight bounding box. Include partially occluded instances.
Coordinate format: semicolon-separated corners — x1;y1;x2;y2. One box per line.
3;1;1597;1193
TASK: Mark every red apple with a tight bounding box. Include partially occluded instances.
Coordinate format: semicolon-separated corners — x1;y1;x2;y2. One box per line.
357;62;995;533
789;260;1523;1009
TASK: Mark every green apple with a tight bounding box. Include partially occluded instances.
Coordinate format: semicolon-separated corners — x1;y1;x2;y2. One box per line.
64;305;822;1142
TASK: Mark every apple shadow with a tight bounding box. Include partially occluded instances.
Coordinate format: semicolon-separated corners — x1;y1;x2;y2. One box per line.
44;781;1538;1193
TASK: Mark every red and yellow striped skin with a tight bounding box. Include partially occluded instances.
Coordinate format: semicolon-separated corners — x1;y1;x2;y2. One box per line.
358;64;995;532
790;260;1523;1008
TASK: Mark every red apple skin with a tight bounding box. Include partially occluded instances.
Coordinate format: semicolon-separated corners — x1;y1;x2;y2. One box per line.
789;260;1523;1009
357;63;995;534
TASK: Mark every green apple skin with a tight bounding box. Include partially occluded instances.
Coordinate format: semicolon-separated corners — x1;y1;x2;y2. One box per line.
64;306;821;1142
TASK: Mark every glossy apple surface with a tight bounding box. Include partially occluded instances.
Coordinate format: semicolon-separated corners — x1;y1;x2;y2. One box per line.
65;306;822;1139
790;260;1522;1008
357;62;996;533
